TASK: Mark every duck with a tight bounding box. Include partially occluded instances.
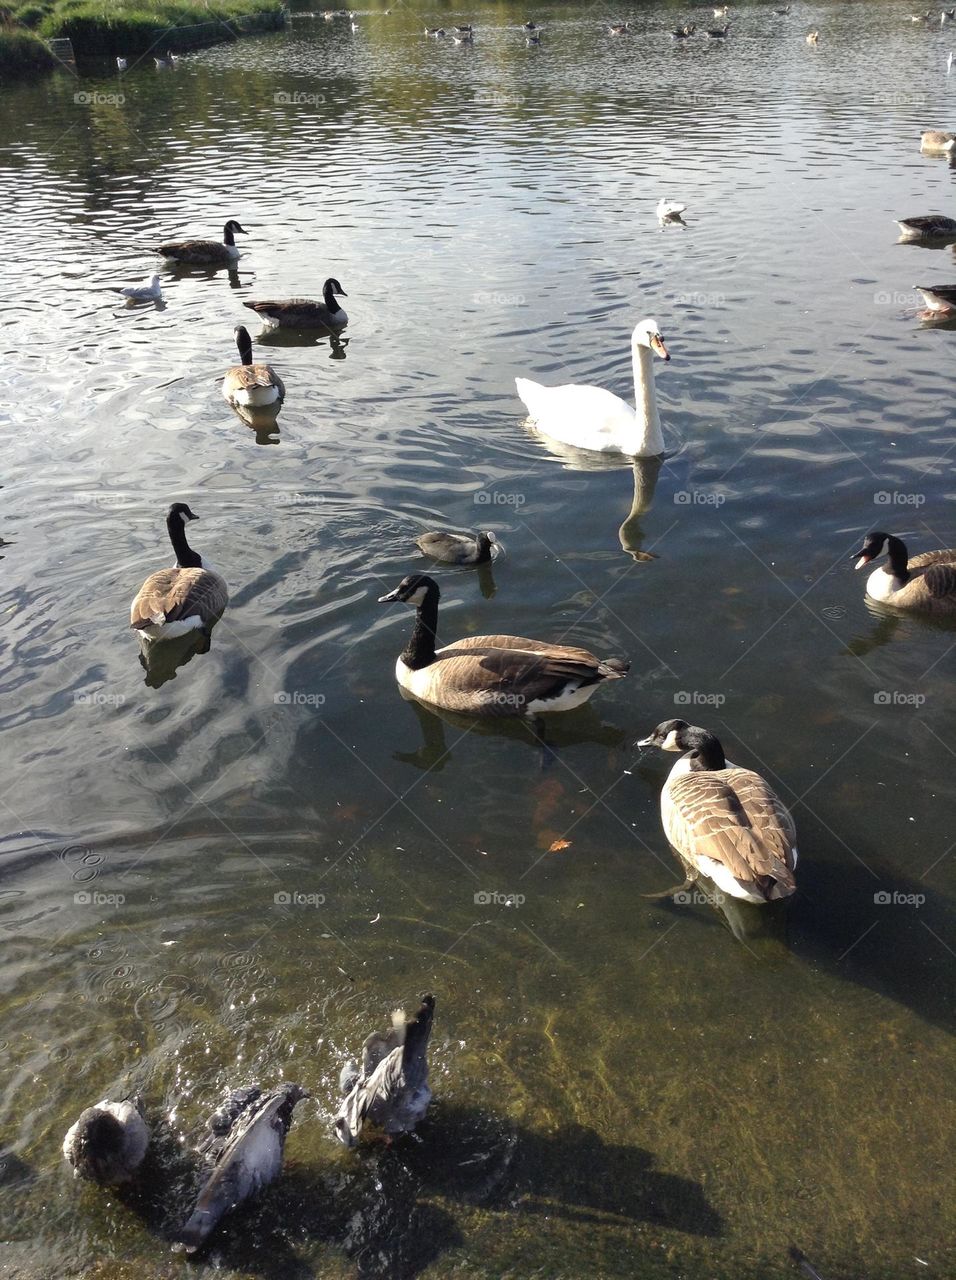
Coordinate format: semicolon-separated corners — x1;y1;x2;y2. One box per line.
181;1084;308;1254
671;24;695;38
222;326;285;412
713;4;729;14
335;996;434;1147
452;29;474;43
914;283;956;314
154;219;247;265
425;26;446;36
130;503;228;643
243;277;348;330
416;529;497;564
153;50;177;68
706;23;730;37
63;1098;149;1185
919;129;956;152
637;720;798;903
854;531;956;611
657;197;687;227
523;19;539;30
116;56;128;70
608;21;629;35
806;29;819;43
454;23;473;32
942;8;955;21
516;318;669;457
111;272;162;302
895;213;956;239
378;575;629;716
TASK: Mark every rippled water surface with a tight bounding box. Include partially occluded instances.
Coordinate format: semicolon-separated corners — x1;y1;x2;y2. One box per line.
1;4;955;1277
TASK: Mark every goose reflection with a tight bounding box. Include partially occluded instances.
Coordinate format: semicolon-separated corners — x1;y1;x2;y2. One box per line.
845;596;956;657
393;689;627;773
255;327;349;359
137;622;219;688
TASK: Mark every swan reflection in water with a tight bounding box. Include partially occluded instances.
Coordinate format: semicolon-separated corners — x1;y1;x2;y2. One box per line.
393;689;627;773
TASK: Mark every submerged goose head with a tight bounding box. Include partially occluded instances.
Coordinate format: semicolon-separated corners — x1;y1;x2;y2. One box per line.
638;719;725;768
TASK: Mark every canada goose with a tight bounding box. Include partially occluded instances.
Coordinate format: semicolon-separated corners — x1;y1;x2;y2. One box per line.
942;8;955;21
806;30;819;43
416;529;497;564
608;22;629;35
452;30;474;43
454;23;473;32
110;272;162;302
180;1084;308;1254
425;26;446;36
516;318;669;457
657;197;687;227
378;574;629;716
335;996;434;1147
63;1098;149;1185
919;129;956;152
909;10;931;20
706;23;730;37
896;213;956;239
854;531;956;611
637;720;798;903
523;19;539;30
526;31;542;44
774;6;790;13
154;50;177;68
671;25;694;39
154;219;247;265
914;283;956;313
713;5;729;14
222;326;285;411
116;56;127;70
130;503;228;642
242;277;348;330
350;16;359;30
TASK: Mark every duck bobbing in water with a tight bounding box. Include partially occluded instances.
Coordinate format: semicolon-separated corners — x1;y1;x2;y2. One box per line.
63;1098;150;1184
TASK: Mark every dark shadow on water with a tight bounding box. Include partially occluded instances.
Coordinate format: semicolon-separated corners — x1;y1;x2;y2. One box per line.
137;620;221;689
844;599;956;656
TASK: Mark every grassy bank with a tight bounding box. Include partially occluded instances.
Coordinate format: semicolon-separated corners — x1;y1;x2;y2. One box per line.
38;0;284;56
0;24;56;77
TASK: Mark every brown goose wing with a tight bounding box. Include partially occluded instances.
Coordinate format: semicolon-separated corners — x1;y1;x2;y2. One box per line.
130;568;226;630
921;563;956;597
448;634;611;663
156;238;224;260
430;640;627;711
225;362;283;392
664;767;796;897
243;300;311;316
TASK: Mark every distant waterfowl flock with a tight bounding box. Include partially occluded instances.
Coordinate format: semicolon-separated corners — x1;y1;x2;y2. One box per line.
76;7;956;1257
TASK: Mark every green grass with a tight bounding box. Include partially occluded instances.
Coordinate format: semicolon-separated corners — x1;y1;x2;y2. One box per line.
39;0;284;56
0;24;56;75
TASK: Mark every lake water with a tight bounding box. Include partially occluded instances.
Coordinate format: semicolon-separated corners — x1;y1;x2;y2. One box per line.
1;4;954;1277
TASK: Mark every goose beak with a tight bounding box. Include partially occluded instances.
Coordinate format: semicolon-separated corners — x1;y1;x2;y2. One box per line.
650;334;670;361
378;588;401;602
853;554;870;570
635;735;656;747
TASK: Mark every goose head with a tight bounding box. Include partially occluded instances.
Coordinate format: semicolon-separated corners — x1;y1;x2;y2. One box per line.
323;277;348;303
233;324;254;363
379;573;438;607
224;219;248;237
637;719;727;769
633;318;670;361
168;501;199;525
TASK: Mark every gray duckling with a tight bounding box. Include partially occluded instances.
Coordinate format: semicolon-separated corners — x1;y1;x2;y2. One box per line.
415;529;497;565
180;1082;308;1254
62;1097;150;1185
335;994;434;1147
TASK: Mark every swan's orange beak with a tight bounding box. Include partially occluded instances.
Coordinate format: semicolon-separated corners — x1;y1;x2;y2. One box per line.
650;333;670;361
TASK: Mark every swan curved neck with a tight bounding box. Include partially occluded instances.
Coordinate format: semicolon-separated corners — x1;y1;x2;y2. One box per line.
630;342;665;456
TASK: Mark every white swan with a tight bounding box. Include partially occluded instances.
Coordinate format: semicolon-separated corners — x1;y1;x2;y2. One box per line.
515;318;669;457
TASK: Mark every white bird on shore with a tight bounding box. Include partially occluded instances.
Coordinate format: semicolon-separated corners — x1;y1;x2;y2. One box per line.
657;197;687;228
111;273;163;302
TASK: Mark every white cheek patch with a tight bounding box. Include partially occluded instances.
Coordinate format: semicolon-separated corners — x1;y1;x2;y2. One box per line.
408;586;428;606
662;729;681;751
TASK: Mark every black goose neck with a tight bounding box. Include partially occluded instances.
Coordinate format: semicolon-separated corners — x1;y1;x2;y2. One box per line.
323;280;340;313
223;222;236;247
885;535;910;582
684;729;726;771
236;328;253;366
167;512;202;568
403;589;439;670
